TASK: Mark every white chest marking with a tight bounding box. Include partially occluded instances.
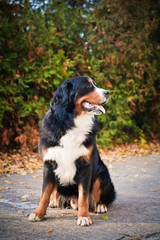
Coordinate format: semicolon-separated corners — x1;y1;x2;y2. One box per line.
44;113;93;186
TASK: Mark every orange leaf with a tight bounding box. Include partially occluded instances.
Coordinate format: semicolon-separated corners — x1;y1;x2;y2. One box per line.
4;181;13;184
0;187;10;190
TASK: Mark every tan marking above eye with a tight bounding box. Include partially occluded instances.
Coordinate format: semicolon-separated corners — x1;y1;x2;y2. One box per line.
87;78;93;88
86;82;93;88
88;78;92;83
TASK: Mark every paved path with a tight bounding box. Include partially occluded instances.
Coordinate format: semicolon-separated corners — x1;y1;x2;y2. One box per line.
0;155;160;240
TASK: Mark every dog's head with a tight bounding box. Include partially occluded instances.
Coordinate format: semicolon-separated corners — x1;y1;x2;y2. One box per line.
51;76;110;116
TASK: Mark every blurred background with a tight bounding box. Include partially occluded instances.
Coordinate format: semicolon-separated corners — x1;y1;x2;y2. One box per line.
0;0;160;152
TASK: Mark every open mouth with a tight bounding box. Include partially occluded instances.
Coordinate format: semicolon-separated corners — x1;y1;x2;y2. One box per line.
82;101;106;115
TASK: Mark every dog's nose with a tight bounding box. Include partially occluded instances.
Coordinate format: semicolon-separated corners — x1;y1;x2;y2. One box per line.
104;90;110;97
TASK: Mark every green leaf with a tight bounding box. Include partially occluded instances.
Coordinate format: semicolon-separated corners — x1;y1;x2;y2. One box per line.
101;216;109;221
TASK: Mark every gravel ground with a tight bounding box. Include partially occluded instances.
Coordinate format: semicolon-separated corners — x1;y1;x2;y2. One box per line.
0;155;160;240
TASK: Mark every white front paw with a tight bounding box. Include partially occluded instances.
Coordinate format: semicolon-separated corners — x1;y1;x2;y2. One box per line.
96;204;107;213
77;217;92;226
28;213;42;222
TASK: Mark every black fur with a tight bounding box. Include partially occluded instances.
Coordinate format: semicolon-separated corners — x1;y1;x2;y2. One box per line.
39;76;116;211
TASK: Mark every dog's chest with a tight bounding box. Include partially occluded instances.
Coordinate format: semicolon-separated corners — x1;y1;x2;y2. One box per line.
44;114;93;186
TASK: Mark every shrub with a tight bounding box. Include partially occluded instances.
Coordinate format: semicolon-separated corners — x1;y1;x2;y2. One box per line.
0;0;159;149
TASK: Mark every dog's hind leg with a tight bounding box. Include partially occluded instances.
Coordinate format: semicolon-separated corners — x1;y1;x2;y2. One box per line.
49;188;59;208
91;178;108;213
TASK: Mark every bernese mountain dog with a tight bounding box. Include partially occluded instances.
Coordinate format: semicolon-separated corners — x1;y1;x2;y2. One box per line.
29;76;116;226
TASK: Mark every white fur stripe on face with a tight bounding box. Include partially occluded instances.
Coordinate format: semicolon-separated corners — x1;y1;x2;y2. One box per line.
95;87;109;104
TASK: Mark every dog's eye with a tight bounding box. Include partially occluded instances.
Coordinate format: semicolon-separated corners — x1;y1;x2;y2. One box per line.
87;83;93;88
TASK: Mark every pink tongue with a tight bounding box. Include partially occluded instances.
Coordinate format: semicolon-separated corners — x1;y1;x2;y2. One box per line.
83;102;105;114
96;104;106;114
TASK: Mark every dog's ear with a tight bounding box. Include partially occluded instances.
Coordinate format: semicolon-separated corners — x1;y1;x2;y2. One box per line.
50;85;63;110
50;81;74;111
66;81;73;93
50;90;60;111
65;81;75;112
66;81;74;103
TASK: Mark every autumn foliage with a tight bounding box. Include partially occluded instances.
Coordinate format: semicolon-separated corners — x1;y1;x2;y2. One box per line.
0;0;160;149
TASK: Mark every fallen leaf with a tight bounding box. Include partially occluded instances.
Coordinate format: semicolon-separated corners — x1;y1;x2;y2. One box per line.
128;168;132;171
101;216;109;220
21;195;29;201
20;182;25;185
151;189;158;192
4;181;13;184
108;164;113;169
21;195;29;199
21;171;27;176
12;205;17;208
18;210;22;213
47;229;53;232
134;174;139;178
0;195;3;198
141;168;146;172
0;187;10;190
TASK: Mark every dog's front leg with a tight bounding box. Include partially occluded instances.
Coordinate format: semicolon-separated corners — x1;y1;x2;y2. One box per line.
77;183;92;226
29;160;56;221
